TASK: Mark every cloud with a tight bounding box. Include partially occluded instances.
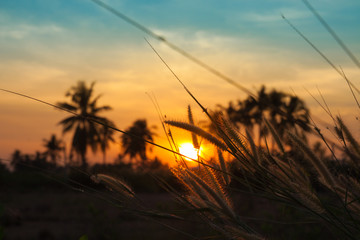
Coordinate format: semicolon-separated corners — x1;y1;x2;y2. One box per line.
0;23;64;39
241;8;310;23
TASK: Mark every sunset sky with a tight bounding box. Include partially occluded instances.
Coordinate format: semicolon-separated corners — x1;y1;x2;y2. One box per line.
1;0;360;165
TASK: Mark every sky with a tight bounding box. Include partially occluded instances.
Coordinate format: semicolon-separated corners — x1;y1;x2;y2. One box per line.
1;0;360;165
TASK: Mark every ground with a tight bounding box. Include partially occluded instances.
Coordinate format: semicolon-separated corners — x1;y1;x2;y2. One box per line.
0;188;335;240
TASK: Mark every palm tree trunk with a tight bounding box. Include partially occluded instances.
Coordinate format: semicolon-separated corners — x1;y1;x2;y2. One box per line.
63;146;70;176
80;153;87;169
258;124;262;147
102;150;106;165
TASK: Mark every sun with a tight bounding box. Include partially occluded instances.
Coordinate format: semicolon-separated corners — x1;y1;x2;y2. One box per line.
179;142;201;161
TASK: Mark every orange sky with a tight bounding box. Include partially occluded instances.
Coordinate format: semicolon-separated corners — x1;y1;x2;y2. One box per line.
1;0;360;166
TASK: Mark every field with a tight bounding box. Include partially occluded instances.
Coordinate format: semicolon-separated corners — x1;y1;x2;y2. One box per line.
1;190;193;240
1;1;360;239
0;180;335;240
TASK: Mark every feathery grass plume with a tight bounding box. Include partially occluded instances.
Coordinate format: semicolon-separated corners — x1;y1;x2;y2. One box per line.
246;129;259;163
200;164;232;209
289;182;325;214
172;167;232;224
211;112;250;161
165;120;228;151
184;168;237;220
178;167;260;237
91;174;135;199
171;167;211;206
287;131;336;188
179;171;217;210
264;118;285;154
185;178;213;208
210;112;261;179
216;112;252;159
188;105;200;149
337;116;360;158
217;149;231;185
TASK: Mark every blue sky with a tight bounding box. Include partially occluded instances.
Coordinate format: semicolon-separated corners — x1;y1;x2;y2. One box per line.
1;0;360;163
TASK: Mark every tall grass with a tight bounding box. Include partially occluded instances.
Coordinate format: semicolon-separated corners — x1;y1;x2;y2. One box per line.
1;1;360;239
2;38;359;240
142;24;360;238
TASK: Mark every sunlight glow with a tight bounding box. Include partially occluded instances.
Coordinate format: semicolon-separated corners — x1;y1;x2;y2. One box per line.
179;142;201;161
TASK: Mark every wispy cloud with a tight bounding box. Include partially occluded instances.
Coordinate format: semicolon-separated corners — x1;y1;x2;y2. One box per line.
242;8;311;23
0;23;64;39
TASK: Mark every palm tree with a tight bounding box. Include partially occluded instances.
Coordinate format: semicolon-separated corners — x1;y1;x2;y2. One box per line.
57;81;114;168
98;120;116;164
267;88;286;124
251;86;270;145
11;149;24;172
227;86;270;144
226;100;254;130
43;134;64;165
224;85;311;147
279;95;311;136
121;119;155;164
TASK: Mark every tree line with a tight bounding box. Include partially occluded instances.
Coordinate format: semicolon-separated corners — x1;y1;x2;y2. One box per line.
9;81;155;171
8;81;323;172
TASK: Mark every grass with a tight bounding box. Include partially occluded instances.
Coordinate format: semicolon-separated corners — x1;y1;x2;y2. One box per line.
2;93;359;239
1;1;360;239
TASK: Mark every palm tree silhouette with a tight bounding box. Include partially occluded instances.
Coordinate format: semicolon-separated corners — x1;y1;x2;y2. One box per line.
226;100;254;131
57;81;114;168
98;120;116;164
225;85;311;146
43;134;64;165
251;86;271;145
121;119;155;164
279;95;311;136
11;149;24;172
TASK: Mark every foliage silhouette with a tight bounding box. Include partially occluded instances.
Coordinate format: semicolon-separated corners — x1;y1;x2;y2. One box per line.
43;134;64;165
10;149;56;173
57;81;115;168
225;85;311;145
98;120;116;164
120;119;155;164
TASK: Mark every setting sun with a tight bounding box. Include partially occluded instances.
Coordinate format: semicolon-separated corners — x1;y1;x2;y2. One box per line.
178;143;201;161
